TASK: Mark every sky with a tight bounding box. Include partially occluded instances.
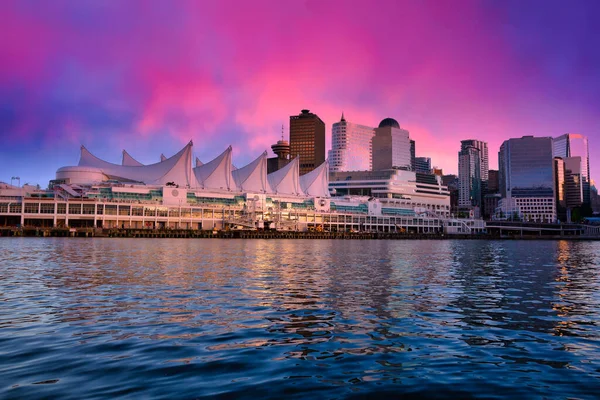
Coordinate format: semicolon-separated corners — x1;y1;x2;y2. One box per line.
1;0;599;187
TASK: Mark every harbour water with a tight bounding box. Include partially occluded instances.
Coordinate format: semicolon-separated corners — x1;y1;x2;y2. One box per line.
1;238;599;398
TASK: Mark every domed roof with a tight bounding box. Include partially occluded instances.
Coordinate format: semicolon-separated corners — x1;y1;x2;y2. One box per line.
378;118;400;129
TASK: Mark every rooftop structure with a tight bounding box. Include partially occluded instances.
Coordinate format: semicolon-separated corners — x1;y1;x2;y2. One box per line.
268;128;291;174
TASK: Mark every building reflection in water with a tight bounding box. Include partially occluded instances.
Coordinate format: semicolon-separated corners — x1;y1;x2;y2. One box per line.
6;237;600;385
552;240;600;340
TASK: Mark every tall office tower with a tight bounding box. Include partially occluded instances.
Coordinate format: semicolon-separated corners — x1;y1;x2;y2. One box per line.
414;157;432;174
328;113;375;173
410;140;416;171
289;109;326;175
372;118;412;171
458;145;481;210
460;140;489;181
499;136;555;222
553;134;590;206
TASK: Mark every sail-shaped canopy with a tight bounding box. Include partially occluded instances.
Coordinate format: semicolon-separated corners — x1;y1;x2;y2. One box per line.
232;151;268;193
193;146;236;190
300;161;329;197
267;157;304;196
122;150;144;166
160;154;167;162
79;141;193;186
195;157;203;167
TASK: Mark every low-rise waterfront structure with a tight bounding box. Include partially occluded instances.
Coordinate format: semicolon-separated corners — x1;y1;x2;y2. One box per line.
1;142;483;235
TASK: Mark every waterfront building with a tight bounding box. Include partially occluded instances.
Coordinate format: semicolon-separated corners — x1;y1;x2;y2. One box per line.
372;118;412;171
290;109;326;175
0;142;478;234
498;136;555;222
267;134;291;174
553;133;591;206
483;193;501;220
328;113;375;173
458;145;481;213
414;157;432;174
329;169;451;218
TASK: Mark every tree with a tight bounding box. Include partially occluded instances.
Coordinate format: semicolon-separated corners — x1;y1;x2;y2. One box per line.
571;208;582;223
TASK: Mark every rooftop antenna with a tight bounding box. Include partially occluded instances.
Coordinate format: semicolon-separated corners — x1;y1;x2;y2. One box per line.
281;124;284;141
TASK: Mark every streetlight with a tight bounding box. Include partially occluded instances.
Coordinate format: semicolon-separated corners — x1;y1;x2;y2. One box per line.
11;176;20;187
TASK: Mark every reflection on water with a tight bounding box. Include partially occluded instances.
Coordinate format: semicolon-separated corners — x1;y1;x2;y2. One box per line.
1;238;600;398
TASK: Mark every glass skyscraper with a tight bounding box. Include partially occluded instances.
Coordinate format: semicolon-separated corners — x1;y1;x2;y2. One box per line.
328;114;375;172
460;140;488;181
458;146;481;210
499;136;555;222
553;134;590;205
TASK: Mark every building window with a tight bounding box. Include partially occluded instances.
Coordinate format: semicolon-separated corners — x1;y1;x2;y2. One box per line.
40;203;55;214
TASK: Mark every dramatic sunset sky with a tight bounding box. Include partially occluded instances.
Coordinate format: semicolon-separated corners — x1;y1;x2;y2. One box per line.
1;0;599;186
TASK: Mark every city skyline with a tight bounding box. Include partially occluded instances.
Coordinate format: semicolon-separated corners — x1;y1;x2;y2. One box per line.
2;0;600;186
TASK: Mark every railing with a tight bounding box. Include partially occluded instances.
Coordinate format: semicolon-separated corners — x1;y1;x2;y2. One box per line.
582;225;600;236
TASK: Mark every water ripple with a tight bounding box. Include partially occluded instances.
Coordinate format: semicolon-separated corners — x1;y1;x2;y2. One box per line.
1;238;600;398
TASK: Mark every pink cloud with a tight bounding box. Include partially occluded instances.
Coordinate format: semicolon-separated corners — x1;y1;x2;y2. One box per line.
2;0;600;185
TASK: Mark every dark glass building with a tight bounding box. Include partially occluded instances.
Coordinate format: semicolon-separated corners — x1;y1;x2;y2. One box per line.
499;136;555;222
553;133;590;206
414;157;431;174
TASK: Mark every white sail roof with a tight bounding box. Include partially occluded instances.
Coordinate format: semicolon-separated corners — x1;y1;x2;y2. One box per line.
232;151;268;193
79;141;193;186
122;150;144;166
160;154;167;162
300;161;329;197
267;157;304;196
195;157;203;167
193;146;236;190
